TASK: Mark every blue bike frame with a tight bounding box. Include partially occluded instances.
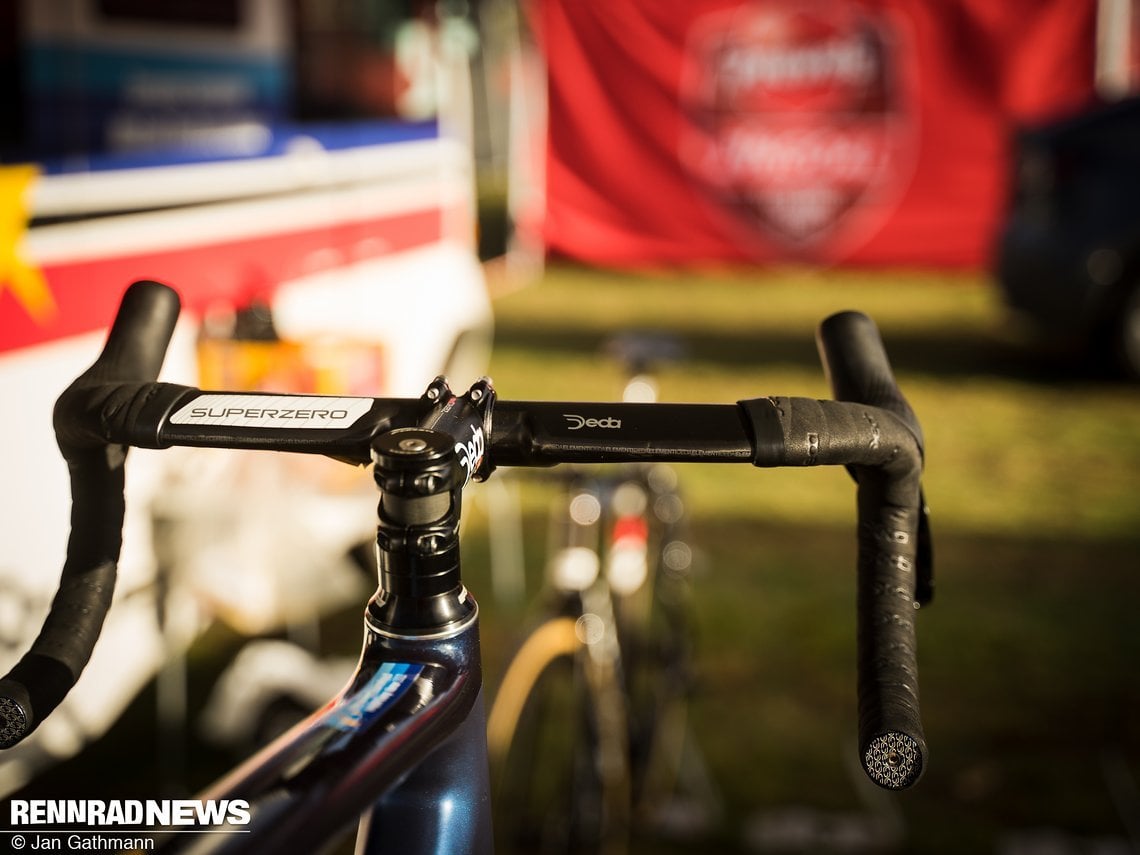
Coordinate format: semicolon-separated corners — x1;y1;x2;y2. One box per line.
182;614;492;854
164;421;499;854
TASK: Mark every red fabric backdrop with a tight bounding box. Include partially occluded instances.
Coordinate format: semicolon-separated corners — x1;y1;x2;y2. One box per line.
531;0;1098;268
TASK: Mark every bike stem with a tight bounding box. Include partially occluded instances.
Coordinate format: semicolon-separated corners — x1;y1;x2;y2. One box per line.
366;378;493;637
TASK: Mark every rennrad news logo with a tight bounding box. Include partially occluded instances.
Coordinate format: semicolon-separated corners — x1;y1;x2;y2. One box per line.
9;799;251;827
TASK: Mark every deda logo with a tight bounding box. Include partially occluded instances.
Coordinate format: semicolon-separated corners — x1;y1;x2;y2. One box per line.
564;414;622;430
455;424;485;485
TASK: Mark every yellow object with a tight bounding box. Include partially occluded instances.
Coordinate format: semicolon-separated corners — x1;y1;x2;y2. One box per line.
485;617;581;757
196;338;387;397
0;164;55;323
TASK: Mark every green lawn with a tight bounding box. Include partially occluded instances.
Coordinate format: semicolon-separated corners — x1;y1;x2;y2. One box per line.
484;264;1140;539
471;263;1140;853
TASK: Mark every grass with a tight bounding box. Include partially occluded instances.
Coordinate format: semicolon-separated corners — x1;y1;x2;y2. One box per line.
488;265;1140;539
12;261;1140;854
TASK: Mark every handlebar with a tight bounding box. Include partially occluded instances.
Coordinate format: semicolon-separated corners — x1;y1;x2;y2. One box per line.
0;280;931;790
0;282;179;750
817;311;931;789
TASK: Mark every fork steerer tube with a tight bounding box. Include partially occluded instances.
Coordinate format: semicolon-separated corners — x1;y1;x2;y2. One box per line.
367;429;475;634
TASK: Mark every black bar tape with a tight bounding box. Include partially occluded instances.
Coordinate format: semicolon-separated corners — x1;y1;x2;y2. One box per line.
817;311;921;445
818;310;933;606
53;380;196;452
738;396;916;476
0;281;181;749
854;469;926;789
815;312;928;790
739;353;929;787
54;281;183;452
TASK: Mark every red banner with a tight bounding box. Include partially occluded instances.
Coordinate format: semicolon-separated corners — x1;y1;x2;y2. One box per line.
531;0;1098;268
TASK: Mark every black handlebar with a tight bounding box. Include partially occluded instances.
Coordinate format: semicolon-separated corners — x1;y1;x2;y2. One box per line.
1;281;930;790
0;282;179;749
817;311;929;789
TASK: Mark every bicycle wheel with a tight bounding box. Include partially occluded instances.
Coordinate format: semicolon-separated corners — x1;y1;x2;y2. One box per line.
488;614;632;855
609;467;720;837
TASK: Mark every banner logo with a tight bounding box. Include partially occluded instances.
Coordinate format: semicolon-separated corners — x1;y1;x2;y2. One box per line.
680;0;917;258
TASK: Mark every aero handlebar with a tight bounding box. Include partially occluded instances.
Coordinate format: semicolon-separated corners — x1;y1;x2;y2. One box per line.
0;281;931;790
